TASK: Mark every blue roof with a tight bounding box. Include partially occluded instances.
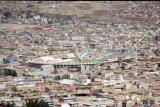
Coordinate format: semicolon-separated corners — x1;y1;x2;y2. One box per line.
79;49;114;61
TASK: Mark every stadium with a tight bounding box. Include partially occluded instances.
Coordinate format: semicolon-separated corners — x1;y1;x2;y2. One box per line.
28;49;135;72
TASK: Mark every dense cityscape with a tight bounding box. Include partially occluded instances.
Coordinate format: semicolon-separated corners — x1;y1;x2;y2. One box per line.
0;1;160;107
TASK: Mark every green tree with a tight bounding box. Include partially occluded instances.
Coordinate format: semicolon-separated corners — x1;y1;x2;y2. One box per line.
34;38;44;45
26;99;49;107
12;71;17;77
48;20;53;24
11;86;17;92
38;100;49;107
45;87;50;93
6;101;16;107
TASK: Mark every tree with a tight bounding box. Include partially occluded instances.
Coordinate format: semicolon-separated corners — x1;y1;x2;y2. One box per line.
3;11;12;18
34;38;44;45
11;86;17;92
12;71;17;77
26;99;49;107
42;76;46;83
38;100;49;107
97;72;101;76
48;20;53;24
6;101;16;107
121;65;125;70
26;10;33;18
91;76;95;82
45;87;50;93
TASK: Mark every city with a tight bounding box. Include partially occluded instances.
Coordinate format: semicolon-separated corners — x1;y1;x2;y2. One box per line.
0;1;160;107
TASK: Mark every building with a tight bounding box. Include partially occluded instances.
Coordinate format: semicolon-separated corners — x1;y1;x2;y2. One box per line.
3;54;19;64
28;53;101;73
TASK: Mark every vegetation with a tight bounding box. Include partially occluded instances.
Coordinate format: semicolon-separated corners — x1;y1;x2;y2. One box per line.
11;86;17;92
48;19;70;26
45;87;50;93
0;45;16;51
48;20;53;24
3;71;17;77
31;48;38;51
12;71;17;77
3;11;12;18
2;101;16;107
25;99;49;107
26;10;33;18
34;38;44;45
0;31;6;35
97;72;101;76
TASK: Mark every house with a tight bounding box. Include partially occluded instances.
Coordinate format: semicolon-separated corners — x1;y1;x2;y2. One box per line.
3;54;19;64
62;96;78;103
0;82;6;90
41;65;54;71
60;79;75;85
74;85;91;96
89;81;103;90
15;77;44;88
71;36;85;41
82;101;108;107
35;83;45;92
27;77;44;83
118;99;135;107
12;77;25;85
29;70;51;77
33;15;41;21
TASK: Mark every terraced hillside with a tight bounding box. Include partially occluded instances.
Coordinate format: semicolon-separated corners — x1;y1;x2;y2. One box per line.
0;1;159;31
